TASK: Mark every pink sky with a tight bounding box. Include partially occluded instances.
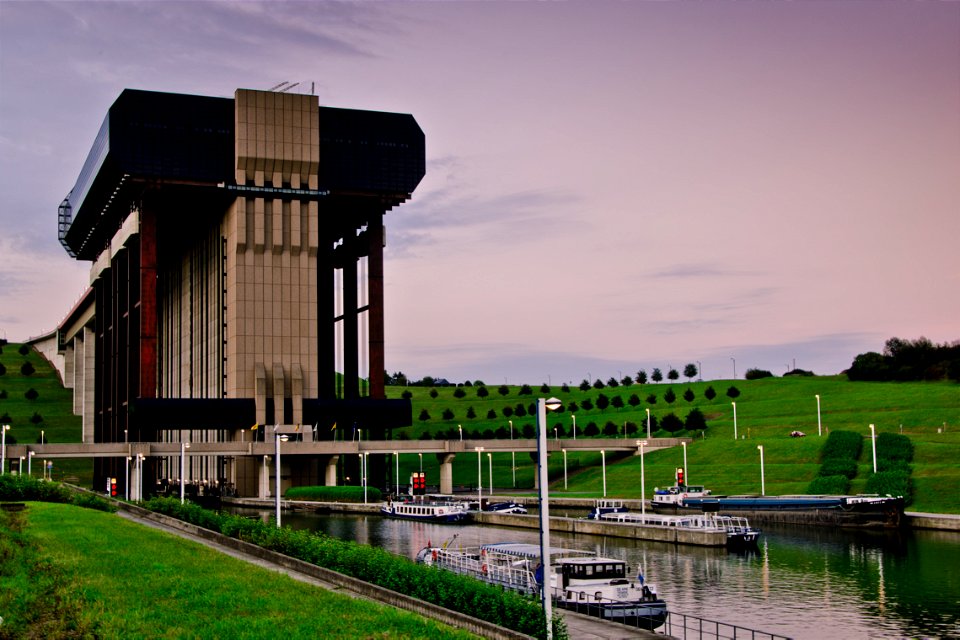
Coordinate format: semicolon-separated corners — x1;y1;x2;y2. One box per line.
1;1;957;384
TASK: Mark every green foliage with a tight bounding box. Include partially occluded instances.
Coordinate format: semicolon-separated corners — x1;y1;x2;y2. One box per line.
704;385;716;400
18;345;30;356
664;388;676;404
20;361;35;376
876;432;914;463
284;485;382;503
0;362;5;376
820;430;863;461
661;412;683;433
807;474;851;494
142;498;550;638
817;458;858;479
0;474;74;503
866;470;913;502
685;408;707;431
683;388;695;402
24;387;39;400
453;387;466;399
71;492;118;512
745;368;773;380
726;385;740;398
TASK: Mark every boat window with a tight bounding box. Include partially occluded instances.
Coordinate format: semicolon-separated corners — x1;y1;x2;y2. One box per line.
594;591;603;601
578;591;586;601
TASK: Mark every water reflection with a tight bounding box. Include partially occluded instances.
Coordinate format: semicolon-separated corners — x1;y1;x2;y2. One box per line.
233;508;960;640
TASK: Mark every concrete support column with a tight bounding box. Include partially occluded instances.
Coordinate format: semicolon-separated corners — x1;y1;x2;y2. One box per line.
82;325;95;443
438;453;456;495
259;455;271;499
324;455;339;487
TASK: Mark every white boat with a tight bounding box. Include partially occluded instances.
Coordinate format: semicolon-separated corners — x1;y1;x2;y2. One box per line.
380;496;471;523
600;511;761;549
416;540;668;630
585;498;630;519
484;501;528;514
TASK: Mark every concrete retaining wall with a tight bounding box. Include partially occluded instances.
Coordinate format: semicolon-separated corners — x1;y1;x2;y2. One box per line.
905;512;960;532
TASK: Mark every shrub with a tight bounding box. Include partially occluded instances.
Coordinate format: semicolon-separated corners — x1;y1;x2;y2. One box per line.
429;389;438;398
18;345;30;356
0;389;7;399
685;408;707;431
24;388;39;400
745;368;773;380
441;408;454;420
663;389;676;404
806;474;851;494
704;386;716;400
453;387;466;399
661;413;683;433
71;493;118;512
477;386;489;398
866;470;913;504
401;390;413;400
519;384;533;395
20;361;35;376
0;362;5;376
683;388;695;402
820;430;863;462
784;368;814;377
726;386;741;399
418;409;430;421
0;474;74;503
30;412;43;424
817;458;858;479
498;385;510;396
876;432;914;463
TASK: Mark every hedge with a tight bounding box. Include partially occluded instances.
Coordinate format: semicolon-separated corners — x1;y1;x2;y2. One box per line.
806;474;851;495
0;475;116;512
143;497;556;639
820;430;863;462
865;470;913;503
817;458;858;480
876;432;914;463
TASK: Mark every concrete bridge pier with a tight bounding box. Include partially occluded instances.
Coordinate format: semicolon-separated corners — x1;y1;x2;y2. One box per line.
324;455;339;487
258;455;272;499
437;453;456;495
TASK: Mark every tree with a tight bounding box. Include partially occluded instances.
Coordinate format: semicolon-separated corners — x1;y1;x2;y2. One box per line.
401;390;413;400
581;398;594;411
453;387;466;399
726;386;741;399
664;388;676;404
661;413;683;433
704;386;716;400
514;403;527;418
596;393;610;411
20;361;35;376
651;368;663;383
745;368;773;380
0;362;5;376
584;422;600;437
441;408;454;420
502;406;514;418
540;383;550;393
667;368;679;381
561;383;570;393
18;345;30;356
683;363;698;380
646;393;657;405
567;401;579;413
683;388;695;402
579;379;591;391
477;386;489;398
429;388;439;399
611;395;624;410
519;384;533;395
498;385;510;396
592;378;605;389
522;424;536;438
606;377;619;388
636;369;648;384
0;390;7;399
30;412;43;424
628;393;640;408
621;375;633;386
602;421;618;436
495;426;508;438
685;408;707;431
466;406;476;419
487;409;497;419
24;388;38;400
418;431;433;440
418;409;431;422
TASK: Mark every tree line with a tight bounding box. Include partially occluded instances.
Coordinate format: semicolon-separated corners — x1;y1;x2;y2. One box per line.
847;337;960;382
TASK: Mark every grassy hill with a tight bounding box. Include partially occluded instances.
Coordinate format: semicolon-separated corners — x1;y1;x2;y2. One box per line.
3;343;958;513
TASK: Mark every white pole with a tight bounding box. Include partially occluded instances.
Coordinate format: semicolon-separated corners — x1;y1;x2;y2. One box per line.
180;441;190;504
476;447;483;508
562;449;567;490
758;445;765;496
572;414;576;440
276;432;282;527
816;395;822;437
682;441;688;486
536;398;554;640
1;425;8;475
363;453;368;504
28;451;34;478
125;456;130;501
870;424;877;473
601;450;607;497
510;420;516;488
732;402;738;440
640;441;647;515
394;451;399;493
488;453;493;496
645;409;651;439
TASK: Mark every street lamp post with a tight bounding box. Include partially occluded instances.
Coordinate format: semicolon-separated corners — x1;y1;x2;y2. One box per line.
731;357;736;380
487;453;493;497
682;441;688;486
418;452;423;474
638;440;648;514
275;431;289;527
125;456;131;500
562;449;568;489
180;441;191;504
137;453;145;501
732;402;738;440
601;450;607;497
816;395;822;437
697;360;702;381
475;446;484;509
28;451;35;478
459;424;463;441
536;397;562;640
869;424;877;473
394;451;399;493
757;445;765;496
645;408;651;439
572;414;576;440
1;425;9;475
510;420;516;488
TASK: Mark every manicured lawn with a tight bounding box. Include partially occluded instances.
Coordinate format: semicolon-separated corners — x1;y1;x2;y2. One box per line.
0;502;478;639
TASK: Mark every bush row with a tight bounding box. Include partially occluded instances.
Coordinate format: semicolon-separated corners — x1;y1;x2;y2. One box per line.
807;475;851;495
808;430;863;494
820;430;863;462
0;475;116;512
143;497;556;639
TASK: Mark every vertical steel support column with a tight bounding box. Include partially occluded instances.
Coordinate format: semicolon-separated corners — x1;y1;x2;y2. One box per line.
367;211;385;399
318;239;336;399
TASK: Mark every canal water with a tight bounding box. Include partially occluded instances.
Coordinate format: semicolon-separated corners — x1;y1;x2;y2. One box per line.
236;508;960;639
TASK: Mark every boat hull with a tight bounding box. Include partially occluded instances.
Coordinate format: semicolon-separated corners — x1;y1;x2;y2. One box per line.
654;495;905;528
557;600;668;631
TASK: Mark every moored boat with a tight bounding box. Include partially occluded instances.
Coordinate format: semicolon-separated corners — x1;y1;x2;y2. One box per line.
416;540;668;630
380;496;471;523
484;501;528;514
585;499;630;520
599;511;761;549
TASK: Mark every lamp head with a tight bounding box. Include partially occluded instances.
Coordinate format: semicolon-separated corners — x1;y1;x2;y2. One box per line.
545;397;562;411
